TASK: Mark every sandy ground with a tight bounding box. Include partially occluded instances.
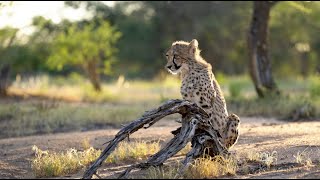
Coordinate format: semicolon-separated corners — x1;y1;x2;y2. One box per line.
0;116;320;179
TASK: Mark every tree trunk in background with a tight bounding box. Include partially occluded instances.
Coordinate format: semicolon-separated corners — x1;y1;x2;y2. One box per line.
248;1;279;98
0;29;17;97
86;61;102;92
0;64;11;96
300;52;309;78
316;65;320;75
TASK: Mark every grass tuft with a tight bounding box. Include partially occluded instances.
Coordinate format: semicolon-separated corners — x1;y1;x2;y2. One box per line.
31;145;100;178
106;140;161;163
144;154;238;179
244;150;277;168
185;155;238;178
294;149;313;167
144;164;179;179
31;140;161;177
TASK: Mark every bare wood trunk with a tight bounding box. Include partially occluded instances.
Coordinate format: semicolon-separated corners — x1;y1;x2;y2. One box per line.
82;99;228;179
248;1;279;98
0;65;11;97
85;61;101;92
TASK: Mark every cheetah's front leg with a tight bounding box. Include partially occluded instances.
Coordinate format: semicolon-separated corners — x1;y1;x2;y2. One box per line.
223;113;240;149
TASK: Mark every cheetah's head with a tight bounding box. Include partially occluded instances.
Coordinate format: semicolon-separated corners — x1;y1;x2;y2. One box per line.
165;39;200;75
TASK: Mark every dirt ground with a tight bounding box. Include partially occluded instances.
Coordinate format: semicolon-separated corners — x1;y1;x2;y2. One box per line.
0;116;320;179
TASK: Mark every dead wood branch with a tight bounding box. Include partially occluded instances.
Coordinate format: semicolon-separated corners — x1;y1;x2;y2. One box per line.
82;99;228;179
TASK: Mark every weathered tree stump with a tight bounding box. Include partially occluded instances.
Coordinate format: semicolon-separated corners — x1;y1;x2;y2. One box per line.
82;99;229;179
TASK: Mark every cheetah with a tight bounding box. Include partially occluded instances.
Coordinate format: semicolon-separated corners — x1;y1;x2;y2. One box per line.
164;39;240;149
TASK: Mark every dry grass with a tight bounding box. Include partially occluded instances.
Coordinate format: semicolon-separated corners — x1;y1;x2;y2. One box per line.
106;140;161;163
0;101;147;138
144;153;238;179
244;150;278;168
2;74;320;139
9;74;181;103
245;150;260;162
32;138;239;179
294;149;313;167
144;164;179;179
185;155;238;178
31;145;100;178
31;140;161;178
81;138;91;150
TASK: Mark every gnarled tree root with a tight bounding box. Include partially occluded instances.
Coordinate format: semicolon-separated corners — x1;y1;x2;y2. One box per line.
82;99;228;179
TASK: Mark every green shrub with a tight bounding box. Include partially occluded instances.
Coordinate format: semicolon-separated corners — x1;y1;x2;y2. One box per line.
309;76;320;98
229;81;243;98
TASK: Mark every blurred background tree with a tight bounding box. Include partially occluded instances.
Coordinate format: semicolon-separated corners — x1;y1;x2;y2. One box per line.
247;1;279;98
47;20;121;91
0;27;18;96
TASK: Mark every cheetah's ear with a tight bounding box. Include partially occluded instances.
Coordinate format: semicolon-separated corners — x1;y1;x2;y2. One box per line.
189;39;199;55
189;39;198;48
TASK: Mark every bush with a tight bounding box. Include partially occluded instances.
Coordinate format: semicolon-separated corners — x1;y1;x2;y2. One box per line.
229;81;243;98
309;76;320;98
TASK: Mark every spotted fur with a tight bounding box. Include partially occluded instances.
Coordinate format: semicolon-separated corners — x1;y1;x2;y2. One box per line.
165;39;240;149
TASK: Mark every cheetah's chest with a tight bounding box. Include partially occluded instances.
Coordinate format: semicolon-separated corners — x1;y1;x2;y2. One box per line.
180;73;228;133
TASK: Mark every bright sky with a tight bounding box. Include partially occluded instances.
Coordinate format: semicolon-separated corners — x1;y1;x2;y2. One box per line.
0;1;115;35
